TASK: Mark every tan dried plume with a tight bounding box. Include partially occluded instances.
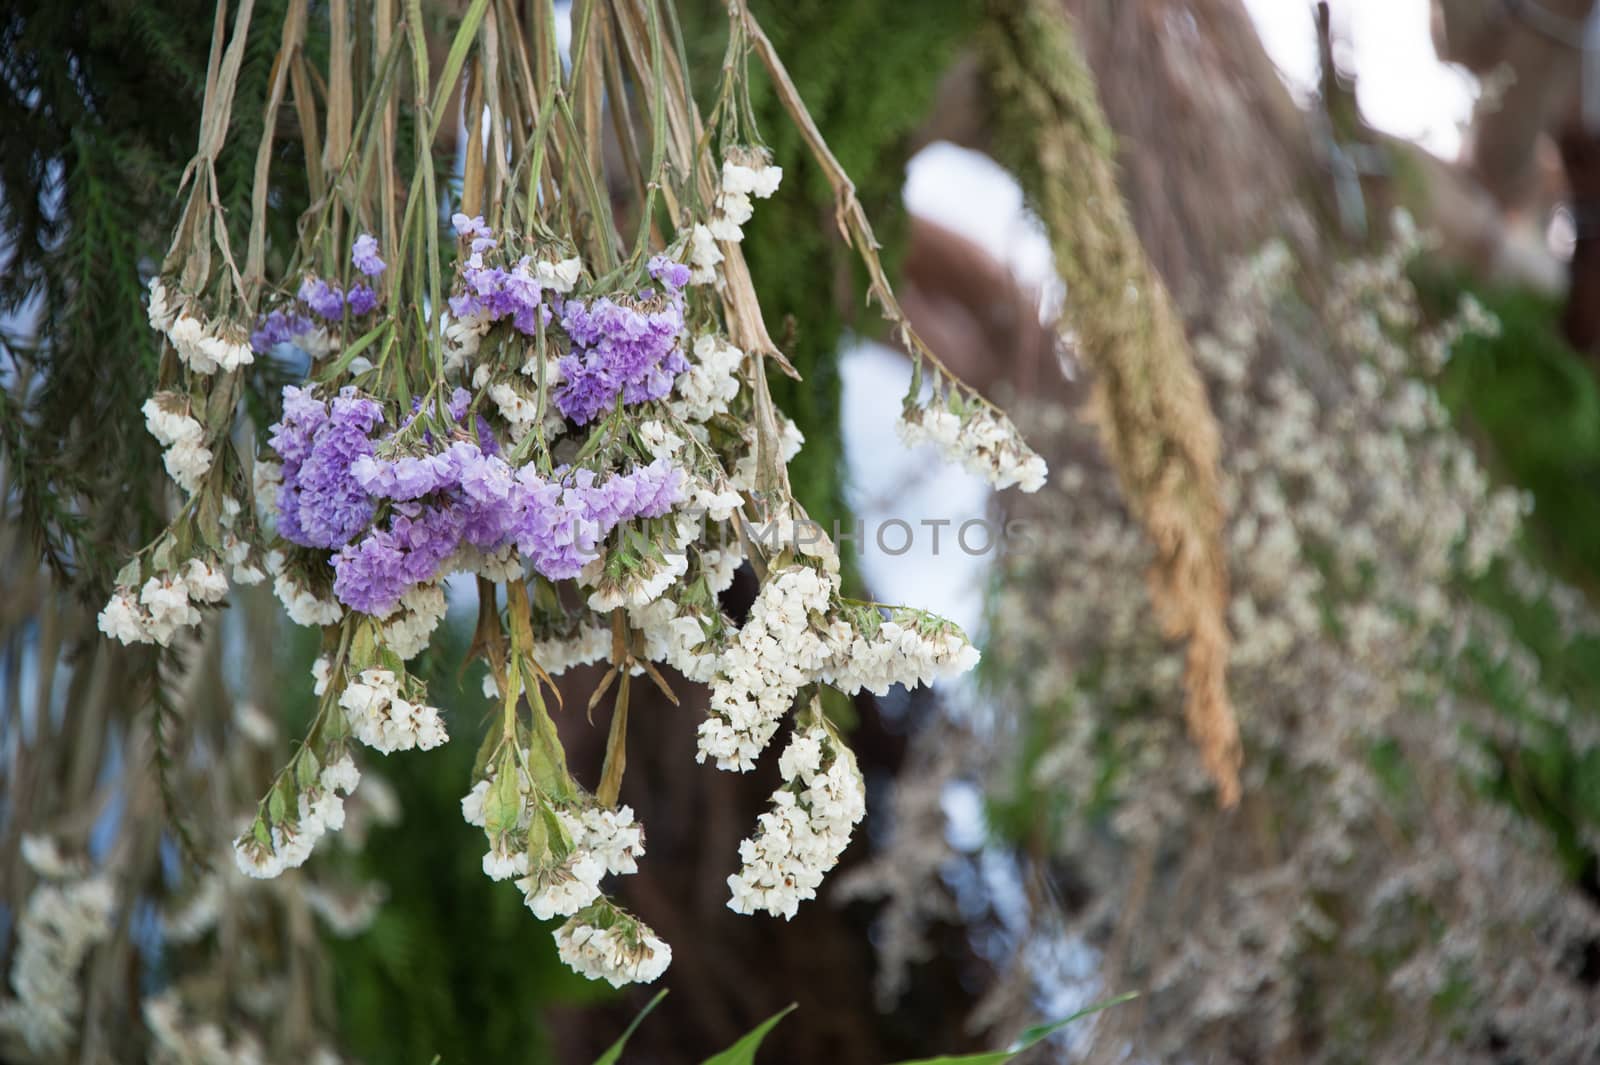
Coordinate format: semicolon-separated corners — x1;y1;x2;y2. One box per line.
981;0;1240;804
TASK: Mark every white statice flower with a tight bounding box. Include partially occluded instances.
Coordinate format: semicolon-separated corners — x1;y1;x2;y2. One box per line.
97;590;151;645
142;394;203;448
673;334;744;421
142;393;213;493
563;805;646;876
162;439;214;495
687;223;724;285
637;419;684;461
231;754;361;880
822;615;981;696
705;158;783;245
166;313;212;372
197;328;253;373
554;910;672;987
708;197;752;242
533;622;613;676
518;850;606;920
268;552;343;627
137;574;202;645
701;545;743;595
442;308;493;372
726;725;866;920
311;654;332;697
632;599;721;684
217;497;266;586
252;459;282;527
488;380;539;442
0;874;117;1058
897;403;1047;493
535;256;583;294
483;836;530;881
339;669;448;754
696;565;835;771
18;835;82;880
460;542;524;582
181;558;228;603
146;277;176;334
460;779;491;828
380;582;448;659
721;158;783;199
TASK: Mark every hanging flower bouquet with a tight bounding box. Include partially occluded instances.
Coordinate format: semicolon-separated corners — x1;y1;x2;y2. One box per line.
98;0;1044;988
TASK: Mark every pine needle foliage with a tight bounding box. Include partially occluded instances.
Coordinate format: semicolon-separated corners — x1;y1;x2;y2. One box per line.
0;0;312;594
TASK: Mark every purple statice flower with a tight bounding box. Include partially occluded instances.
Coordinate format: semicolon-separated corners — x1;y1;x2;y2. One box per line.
346;283;379;316
452;213;492;242
268;387;383;551
449;253;551;337
647;254;691;292
569;459;685;529
291;391;384;549
297;277;345;321
455;447;520;548
333;502;462;616
622;348;690;406
554;296;688;425
352;447;460;501
269;386;330;466
505;461;685;580
267;386;332;546
250;309;316;355
553;351;618;426
331;530;408;616
449;254;509;320
508;470;596;580
352;233;386;277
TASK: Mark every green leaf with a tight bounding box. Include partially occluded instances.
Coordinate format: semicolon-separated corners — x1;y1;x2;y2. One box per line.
698;1003;796;1065
884;993;1137;1065
295;747;321;791
590;989;668;1065
482;757;521;838
314;320;391;383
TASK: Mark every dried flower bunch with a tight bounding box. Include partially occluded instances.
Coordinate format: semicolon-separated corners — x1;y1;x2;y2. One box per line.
92;0;1042;988
957;220;1600;1061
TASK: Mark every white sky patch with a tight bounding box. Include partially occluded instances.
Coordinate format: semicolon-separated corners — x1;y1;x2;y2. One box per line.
1241;0;1479;160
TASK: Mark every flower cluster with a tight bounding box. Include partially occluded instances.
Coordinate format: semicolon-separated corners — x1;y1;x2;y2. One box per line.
97;559;229;646
0;854;116;1060
555;902;672;988
232;753;361;878
447;212;580;331
461;767;648;930
897;400;1047;493
685;157;783;283
823;609;983;696
556;279;689;425
727;722;866;919
142;392;213;494
697;565;836;771
147;278;253;375
708;157;783;242
112;137;1017;996
336;669;447;754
